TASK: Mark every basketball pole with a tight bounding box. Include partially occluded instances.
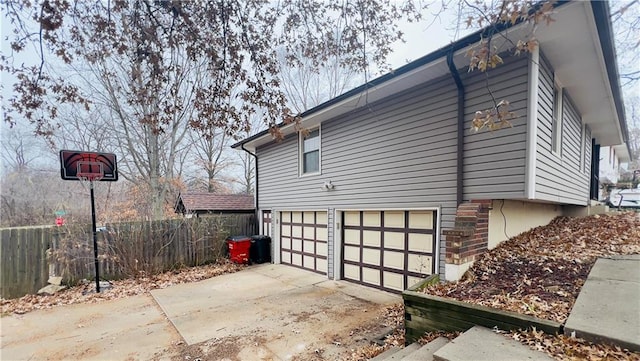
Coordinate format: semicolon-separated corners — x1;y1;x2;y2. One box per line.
90;180;101;293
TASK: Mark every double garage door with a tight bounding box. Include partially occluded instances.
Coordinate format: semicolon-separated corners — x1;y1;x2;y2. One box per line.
280;211;328;274
279;209;437;293
342;210;437;292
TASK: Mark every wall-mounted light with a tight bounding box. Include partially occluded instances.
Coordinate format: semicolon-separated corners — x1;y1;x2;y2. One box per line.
321;180;335;191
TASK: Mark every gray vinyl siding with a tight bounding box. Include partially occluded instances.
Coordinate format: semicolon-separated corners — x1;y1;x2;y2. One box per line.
257;75;460;277
257;54;538;278
461;55;529;200
535;55;590;205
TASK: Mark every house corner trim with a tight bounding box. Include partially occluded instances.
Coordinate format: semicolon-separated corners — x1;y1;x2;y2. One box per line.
525;46;540;199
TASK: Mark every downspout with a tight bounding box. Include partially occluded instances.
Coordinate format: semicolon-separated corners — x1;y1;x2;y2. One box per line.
241;144;259;234
447;49;465;206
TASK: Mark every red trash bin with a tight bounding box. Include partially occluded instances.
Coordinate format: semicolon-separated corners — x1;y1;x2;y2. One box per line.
226;236;252;264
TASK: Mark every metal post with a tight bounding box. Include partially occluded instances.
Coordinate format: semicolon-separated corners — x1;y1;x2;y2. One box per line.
90;181;100;293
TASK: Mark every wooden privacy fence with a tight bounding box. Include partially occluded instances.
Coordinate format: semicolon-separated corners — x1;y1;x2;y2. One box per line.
0;227;51;300
0;214;256;299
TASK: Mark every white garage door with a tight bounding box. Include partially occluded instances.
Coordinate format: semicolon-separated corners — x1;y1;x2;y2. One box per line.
342;210;437;293
280;211;328;275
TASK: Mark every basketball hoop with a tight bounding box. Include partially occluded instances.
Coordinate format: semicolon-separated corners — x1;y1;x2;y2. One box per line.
59;150;118;294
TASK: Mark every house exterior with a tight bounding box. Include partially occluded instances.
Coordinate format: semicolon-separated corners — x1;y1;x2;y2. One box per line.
174;193;255;216
232;1;630;291
598;145;628;200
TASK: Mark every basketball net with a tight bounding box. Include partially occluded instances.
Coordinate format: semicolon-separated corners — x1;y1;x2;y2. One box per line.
77;161;104;190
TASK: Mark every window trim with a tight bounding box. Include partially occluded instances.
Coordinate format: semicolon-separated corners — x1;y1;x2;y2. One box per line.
551;79;564;156
299;126;321;177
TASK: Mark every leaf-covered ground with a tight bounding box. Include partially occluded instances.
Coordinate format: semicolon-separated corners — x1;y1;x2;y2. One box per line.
1;261;245;315
423;212;640;323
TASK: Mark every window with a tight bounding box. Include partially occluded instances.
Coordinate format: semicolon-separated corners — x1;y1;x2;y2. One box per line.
551;83;563;155
301;128;320;175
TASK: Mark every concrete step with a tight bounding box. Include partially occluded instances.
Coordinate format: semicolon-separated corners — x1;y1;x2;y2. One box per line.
369;347;400;361
564;255;640;352
433;326;554;361
386;343;420;360
402;337;450;361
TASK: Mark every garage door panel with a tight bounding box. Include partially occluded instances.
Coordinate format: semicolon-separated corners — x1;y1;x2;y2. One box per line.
344;264;359;279
280;211;328;275
363;230;381;247
408;233;433;253
317;259;328;273
362;248;380;265
344;212;360;226
282;226;291;237
344;229;360;245
342;210;437;293
292;253;302;266
363;211;381;227
384;211;405;227
292;226;303;238
383;272;404;291
409;211;434;229
408;254;432;274
282;251;291;264
303;255;315;269
303;240;314;253
362;268;380;285
316;212;327;224
344;246;359;262
316;227;328;242
384;232;404;250
316;243;328;257
383;251;404;270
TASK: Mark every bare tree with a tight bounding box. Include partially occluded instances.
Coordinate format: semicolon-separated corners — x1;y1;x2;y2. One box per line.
277;46;362;114
0;125;44;173
186;127;233;193
611;1;640;88
237;148;255;195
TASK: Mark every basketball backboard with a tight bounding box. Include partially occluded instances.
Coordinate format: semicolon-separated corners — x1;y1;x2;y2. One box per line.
60;150;118;181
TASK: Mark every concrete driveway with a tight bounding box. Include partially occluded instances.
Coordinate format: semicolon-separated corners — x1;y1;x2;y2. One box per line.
1;264;400;360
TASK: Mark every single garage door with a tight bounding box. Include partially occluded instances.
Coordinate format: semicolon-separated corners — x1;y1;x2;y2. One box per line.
342;210;437;292
280;211;328;275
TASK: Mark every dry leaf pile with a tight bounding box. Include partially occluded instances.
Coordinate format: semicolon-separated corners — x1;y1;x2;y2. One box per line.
1;261;244;315
505;328;639;361
424;212;640;323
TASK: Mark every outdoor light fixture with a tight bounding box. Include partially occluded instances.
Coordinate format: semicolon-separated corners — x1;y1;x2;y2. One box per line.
321;180;335;191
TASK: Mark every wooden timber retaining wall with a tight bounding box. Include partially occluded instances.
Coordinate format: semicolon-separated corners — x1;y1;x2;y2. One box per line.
403;277;563;344
0;214;256;299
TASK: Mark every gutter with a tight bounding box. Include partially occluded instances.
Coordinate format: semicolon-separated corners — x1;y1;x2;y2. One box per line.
447;49;465;207
241;144;260;234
